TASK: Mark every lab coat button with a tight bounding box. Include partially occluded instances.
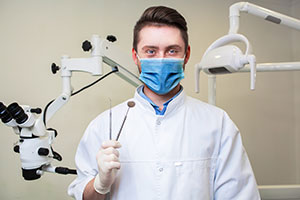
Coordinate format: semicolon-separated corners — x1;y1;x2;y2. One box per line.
159;167;163;172
156;119;161;125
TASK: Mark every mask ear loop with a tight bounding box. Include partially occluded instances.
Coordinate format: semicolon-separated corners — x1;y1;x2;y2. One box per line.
182;53;187;63
135;53;142;74
181;54;187;71
136;54;141;61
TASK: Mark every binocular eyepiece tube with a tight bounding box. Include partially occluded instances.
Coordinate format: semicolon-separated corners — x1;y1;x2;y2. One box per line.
0;102;28;125
0;102;13;123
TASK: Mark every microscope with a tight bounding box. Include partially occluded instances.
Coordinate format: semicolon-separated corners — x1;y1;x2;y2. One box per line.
0;34;141;180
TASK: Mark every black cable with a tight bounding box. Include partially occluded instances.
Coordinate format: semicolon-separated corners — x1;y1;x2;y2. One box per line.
43;67;119;126
71;67;118;97
43;99;55;126
40;67;119;176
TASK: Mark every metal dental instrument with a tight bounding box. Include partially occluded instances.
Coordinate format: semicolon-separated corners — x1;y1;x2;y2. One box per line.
109;98;112;140
115;101;135;141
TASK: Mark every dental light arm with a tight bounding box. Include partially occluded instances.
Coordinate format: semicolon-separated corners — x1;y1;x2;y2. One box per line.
229;2;300;34
0;34;141;181
195;1;300;99
195;34;256;93
194;3;300;198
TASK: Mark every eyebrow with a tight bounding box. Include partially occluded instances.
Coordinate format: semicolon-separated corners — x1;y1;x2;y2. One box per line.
141;45;182;51
166;45;182;50
141;46;159;51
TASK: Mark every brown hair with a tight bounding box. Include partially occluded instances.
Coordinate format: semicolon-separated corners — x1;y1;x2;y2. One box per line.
133;6;188;52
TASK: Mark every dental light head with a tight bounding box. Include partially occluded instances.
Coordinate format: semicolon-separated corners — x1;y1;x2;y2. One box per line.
195;34;256;93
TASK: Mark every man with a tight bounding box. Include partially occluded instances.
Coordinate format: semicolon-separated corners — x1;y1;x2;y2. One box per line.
68;6;260;200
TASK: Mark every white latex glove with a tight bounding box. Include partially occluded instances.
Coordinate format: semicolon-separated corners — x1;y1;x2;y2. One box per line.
93;140;121;194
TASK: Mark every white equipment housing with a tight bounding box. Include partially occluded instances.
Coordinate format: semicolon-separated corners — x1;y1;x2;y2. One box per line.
196;33;256;91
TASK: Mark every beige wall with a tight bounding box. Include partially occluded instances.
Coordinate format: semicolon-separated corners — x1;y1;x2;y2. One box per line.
291;0;300;183
0;0;299;199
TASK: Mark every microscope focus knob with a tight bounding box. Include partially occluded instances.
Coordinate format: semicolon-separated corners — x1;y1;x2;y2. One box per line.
13;145;20;153
82;40;92;52
51;63;60;74
30;108;42;114
106;35;117;42
38;148;49;156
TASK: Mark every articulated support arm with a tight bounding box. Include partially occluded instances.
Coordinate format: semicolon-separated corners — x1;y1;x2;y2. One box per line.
0;34;141;180
43;34;141;127
229;2;300;34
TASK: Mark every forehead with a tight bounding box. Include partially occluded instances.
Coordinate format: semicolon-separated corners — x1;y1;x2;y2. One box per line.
137;25;185;50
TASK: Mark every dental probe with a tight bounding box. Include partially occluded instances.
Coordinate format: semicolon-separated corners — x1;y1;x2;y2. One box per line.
109;98;112;140
115;101;135;141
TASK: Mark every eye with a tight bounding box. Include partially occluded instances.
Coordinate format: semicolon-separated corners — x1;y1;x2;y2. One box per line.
168;49;179;56
169;49;176;54
146;49;155;55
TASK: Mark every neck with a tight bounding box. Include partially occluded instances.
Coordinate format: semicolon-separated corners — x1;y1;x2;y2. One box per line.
143;84;181;110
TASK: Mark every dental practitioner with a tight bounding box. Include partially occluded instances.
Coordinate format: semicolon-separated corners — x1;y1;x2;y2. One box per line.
68;6;260;200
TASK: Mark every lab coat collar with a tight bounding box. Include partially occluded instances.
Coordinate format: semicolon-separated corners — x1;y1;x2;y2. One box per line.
134;85;186;117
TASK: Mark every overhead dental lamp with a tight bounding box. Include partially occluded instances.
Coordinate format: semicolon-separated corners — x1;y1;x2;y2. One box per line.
194;2;300;198
195;33;256;93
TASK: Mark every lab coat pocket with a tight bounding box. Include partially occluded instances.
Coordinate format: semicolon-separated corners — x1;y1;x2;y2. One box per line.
170;158;215;199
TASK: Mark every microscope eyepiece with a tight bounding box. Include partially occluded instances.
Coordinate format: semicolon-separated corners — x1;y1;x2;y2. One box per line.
7;103;28;124
0;102;13;124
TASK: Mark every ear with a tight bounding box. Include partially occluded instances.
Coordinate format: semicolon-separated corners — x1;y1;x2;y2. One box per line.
182;45;191;71
132;48;138;65
184;45;191;65
132;48;141;73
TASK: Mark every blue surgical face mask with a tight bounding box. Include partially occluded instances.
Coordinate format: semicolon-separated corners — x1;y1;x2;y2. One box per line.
138;56;185;95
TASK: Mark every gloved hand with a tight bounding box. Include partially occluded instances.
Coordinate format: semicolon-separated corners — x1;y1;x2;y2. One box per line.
93;140;122;194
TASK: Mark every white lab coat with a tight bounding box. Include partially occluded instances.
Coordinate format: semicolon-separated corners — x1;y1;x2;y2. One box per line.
68;87;260;200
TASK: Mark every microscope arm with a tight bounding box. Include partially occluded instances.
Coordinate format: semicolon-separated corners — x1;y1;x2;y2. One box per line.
0;34;141;180
101;40;141;87
33;35;141;137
